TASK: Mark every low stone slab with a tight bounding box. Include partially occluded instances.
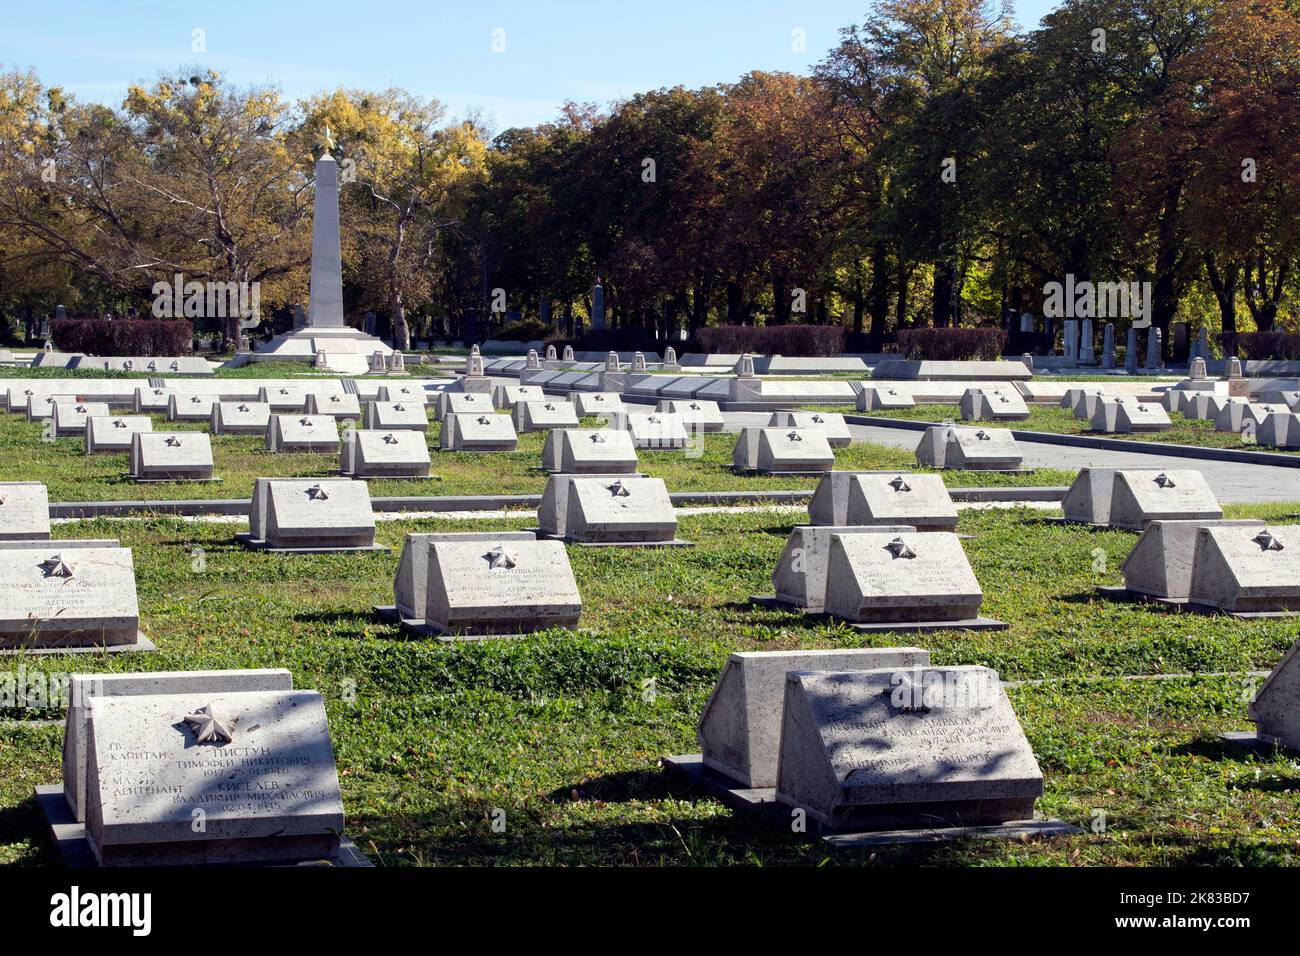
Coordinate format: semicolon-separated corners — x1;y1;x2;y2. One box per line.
773;666;1044;831
959;387;1029;421
538;474;680;544
625;412;690;450
570;391;625;417
1090;397;1172;433
697;648;930;788
1188;525;1300;613
244;477;378;551
1214;401;1282;434
258;385;310;412
0;545;142;650
0;482;52;540
130;432;215;481
363;401;429;432
305;392;362;419
763;524;916;612
440;412;518;451
384;531;537;628
539;427;638;473
767;411;851;448
211;401;271;435
513;400;580;432
435;390;492;421
1258;412;1300;449
380;383;430;406
27;393;74;420
823;531;986;624
1114;519;1265;601
85;415;151;454
84;689;345;865
808;472;957;530
658;399;725;432
168;393;215;421
1061;468;1222;529
340;429;431;478
856;385;915;412
732;426;834;474
493;384;545;410
1248;636;1300;752
914;424;1024;471
52;402;110;437
133;386;173;413
266;414;342;452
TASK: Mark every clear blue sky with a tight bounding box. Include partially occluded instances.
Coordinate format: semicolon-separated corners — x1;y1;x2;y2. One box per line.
3;0;1060;133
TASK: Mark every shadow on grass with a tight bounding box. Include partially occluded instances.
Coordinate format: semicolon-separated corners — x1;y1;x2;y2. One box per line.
0;795;61;867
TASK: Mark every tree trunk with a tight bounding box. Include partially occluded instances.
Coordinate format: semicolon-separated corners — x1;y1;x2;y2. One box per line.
868;244;890;350
1204;254;1238;353
931;262;952;328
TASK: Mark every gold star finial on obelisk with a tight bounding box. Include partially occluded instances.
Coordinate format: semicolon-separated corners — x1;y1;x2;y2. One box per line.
318;124;336;156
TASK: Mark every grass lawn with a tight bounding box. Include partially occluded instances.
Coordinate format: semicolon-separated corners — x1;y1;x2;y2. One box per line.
3;502;1300;866
0;411;1075;503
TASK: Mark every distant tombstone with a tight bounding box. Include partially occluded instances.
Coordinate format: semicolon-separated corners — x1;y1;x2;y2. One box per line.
1090;397;1172;433
1145;327;1163;369
604;350;620;373
658;398;724;432
368;350;387;373
915;424;1023;471
736;353;756;379
211;401;271;436
0;482;52;540
1258;412;1300;449
134;386;172;414
439;412;518;452
340;429;432;479
1115;519;1264;601
1101;323;1115;370
52;401;110;437
1021;352;1034;373
1079;317;1095;364
570;391;626;417
513;400;580;433
1214;401;1275;434
493;383;544;410
563;345;575;362
696;648;930;788
245;478;378;551
1061;387;1104;418
807;473;958;530
1227;356;1243;379
1190;355;1208;381
632;351;647;372
663;346;681;370
625;412;690;450
958;387;1029;421
436;390;488;421
363;401;427;432
538;475;680;544
1187;525;1300;613
545;344;558;361
773;666;1043;830
86;415;151;454
1061;468;1222;529
80;688;346;865
732;427;834;474
1125;327;1138;374
129;432;215;481
856;385;915;412
259;385;309;412
765;525;912;611
168;393;216;421
525;349;540;370
767;411;851;448
305;392;361;420
388;350;406;373
1248;637;1300;751
0;546;143;650
265;414;341;453
540;428;638;474
386;536;581;637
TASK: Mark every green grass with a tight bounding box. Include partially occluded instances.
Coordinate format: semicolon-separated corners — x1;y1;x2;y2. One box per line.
3;503;1300;866
0;412;1075;502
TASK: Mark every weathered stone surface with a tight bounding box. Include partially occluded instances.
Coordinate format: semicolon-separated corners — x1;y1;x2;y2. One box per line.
625;412;690;450
856;384;915;412
1187;525;1300;612
771;525;917;611
822;531;985;623
248;478;376;549
133;386;173;414
808;472;957;530
539;428;638;473
210;401;271;435
0;482;51;540
1258;412;1300;449
1090;397;1172;433
959;387;1029;421
774;666;1043;830
1120;519;1264;599
84;689;344;865
435;390;491;421
258;385;310;412
130;432;215;481
265;414;342;452
538;474;676;542
440;412;518;451
380;383;430;406
340;429;431;478
27;392;75;420
767;411;852;448
698;648;931;788
418;537;582;635
1249;637;1300;750
569;391;625;417
1062;468;1222;529
1213;401;1281;434
493;384;545;410
657;399;725;432
85;415;151;454
732;426;834;473
62;669;294;822
916;424;1023;470
513;399;580;432
0;545;139;649
363;401;429;432
51;401;110;437
390;531;536;624
168;393;215;421
305;392;362;420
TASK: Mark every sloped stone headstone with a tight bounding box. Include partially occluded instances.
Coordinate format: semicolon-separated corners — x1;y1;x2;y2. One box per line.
570;391;626;417
133;386;172;414
732;427;834;474
363;401;428;432
1107;470;1222;531
439;412;518;451
808;472;957;530
767;411;851;448
85;415;151;454
538;475;678;543
698;648;931;788
1118;519;1264;600
52;401;110;437
258;385;309;412
386;531;537;626
130;432;215;481
246;478;377;551
958;387;1029;421
493;384;544;410
658;399;725;432
1090;397;1172;433
0;546;141;649
625;412;690;450
1188;525;1300;613
1258;412;1300;449
0;482;51;540
513;399;580;433
211;400;271;435
774;666;1043;830
305;392;362;420
539;428;638;473
168;392;215;421
769;525;917;611
1248;637;1300;751
340;429;431;478
436;390;490;421
265;414;342;452
823;531;986;624
856;385;915;412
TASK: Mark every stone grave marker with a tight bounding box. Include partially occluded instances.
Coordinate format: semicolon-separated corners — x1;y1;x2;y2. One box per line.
381;531;536;630
168;393;215;421
1187;525;1300;613
380;383;429;406
435;390;490;421
0;482;51;540
1246;637;1300;751
210;401;271;436
808;472;958;530
774;666;1043;830
0;545;145;651
625;412;690;450
492;384;544;410
658;399;725;432
513;399;580;432
52;401;110;437
244;478;379;551
570;391;626;417
305;392;362;420
133;386;172;414
539;427;638;474
761;525;916;612
85;415;151;454
732;426;834;474
340;429;431;479
266;414;342;452
767;411;851;448
959;387;1029;421
1104;519;1265;603
1062;468;1222;529
537;475;681;544
694;648;930;788
1090;397;1172;433
129;432;216;481
258;385;309;412
1258;412;1300;449
856;384;915;412
363;401;429;432
439;412;518;451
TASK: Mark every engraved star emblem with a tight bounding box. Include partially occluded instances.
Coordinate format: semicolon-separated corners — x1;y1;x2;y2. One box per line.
1154;473;1176;488
648;416;661;423
238;404;249;412
112;419;126;428
74;405;86;413
39;554;75;578
889;476;911;493
153;389;164;396
165;436;181;447
975;430;991;440
812;415;825;423
190;396;202;403
299;417;313;426
1254;531;1284;552
383;433;398;444
885;537;917;560
184;703;235;745
608;480;631;497
279;388;289;395
544;403;555;410
305;483;330;500
689;403;700;410
329;395;340;403
484;545;517;569
476;415;491;425
594;395;605;402
786;431;802;442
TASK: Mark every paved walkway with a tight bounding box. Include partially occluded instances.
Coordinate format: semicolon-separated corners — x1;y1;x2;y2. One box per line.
721;412;1300;504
